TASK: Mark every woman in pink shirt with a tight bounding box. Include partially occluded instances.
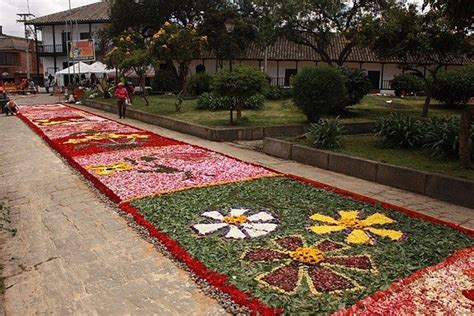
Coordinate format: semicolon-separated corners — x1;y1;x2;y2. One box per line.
114;82;129;119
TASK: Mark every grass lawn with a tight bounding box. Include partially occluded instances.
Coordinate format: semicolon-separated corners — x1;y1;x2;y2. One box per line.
295;134;474;180
91;94;466;128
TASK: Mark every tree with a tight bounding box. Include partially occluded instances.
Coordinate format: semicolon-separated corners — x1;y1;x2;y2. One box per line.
367;4;470;117
105;32;154;106
212;66;268;125
200;8;257;70
150;22;207;88
423;1;474;169
258;0;385;66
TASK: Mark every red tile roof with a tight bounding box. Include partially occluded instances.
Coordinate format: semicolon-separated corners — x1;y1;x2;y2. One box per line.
29;2;109;26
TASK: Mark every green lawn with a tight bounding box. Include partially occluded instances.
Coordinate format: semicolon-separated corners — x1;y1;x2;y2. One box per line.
295;134;474;180
91;94;465;128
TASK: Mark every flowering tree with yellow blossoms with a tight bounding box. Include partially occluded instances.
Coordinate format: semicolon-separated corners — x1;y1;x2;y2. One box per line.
150;22;207;88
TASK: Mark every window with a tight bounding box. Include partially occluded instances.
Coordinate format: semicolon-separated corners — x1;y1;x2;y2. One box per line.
0;53;18;65
80;32;91;40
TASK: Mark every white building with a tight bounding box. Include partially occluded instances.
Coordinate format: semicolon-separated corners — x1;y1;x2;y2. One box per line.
28;1;109;85
29;0;471;92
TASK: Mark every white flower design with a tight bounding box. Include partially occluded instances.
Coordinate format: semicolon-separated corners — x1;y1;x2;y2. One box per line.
192;208;279;239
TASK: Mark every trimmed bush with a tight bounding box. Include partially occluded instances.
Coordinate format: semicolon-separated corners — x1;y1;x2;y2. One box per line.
184;72;212;96
292;66;347;122
391;73;425;97
196;93;264;110
212;66;268;99
306;118;345;149
375;113;424;148
338;67;371;106
432;66;474;105
264;86;293;100
152;69;179;92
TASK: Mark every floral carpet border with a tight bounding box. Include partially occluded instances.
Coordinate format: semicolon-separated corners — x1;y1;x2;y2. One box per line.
17;104;474;315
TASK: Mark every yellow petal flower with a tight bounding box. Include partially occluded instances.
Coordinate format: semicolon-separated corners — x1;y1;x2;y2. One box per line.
346;229;373;245
338;210;360;221
360;213;395;227
366;227;403;241
309;213;338;224
309;225;346;234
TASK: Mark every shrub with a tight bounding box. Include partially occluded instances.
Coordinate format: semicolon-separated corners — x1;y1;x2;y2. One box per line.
374;113;424;148
152;69;179;92
306;118;345;149
184;72;212;96
196;93;264;110
391;73;425;97
292;66;347;122
432;66;474;105
264;86;293;100
423;116;474;159
338;67;371;106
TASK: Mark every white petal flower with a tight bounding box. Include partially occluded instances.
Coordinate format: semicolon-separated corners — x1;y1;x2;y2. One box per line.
242;223;278;238
230;208;248;216
225;225;247;239
247;211;275;222
201;211;224;221
193;223;228;235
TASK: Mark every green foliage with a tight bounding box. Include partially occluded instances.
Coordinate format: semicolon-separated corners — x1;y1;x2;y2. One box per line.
338;67;372;106
432;66;474;105
131;177;473;313
391;73;425;97
212;66;268;100
292;66;347;122
184;73;212;96
424;116;474;159
152;69;179;92
196;93;264;110
264;86;293;100
375;113;425;148
306;118;345;149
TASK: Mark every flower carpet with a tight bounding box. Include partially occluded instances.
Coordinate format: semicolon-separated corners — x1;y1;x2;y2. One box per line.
19;104;474;315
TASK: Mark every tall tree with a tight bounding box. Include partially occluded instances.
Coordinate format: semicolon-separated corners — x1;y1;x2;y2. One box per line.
367;4;470;117
258;0;386;66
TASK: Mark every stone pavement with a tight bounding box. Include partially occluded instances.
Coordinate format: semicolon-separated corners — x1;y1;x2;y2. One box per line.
0;94;226;315
0;94;472;315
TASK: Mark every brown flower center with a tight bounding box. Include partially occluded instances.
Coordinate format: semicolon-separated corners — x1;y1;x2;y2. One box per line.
289;247;325;265
223;215;247;225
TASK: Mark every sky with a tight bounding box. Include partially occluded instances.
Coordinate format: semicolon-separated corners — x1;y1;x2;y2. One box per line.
0;0;99;37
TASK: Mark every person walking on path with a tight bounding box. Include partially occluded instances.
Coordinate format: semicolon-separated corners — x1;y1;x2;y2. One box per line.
114;82;129;119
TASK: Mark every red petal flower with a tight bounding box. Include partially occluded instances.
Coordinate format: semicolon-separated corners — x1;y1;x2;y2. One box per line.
314;239;346;252
260;264;300;293
307;266;356;293
275;236;303;251
243;249;288;262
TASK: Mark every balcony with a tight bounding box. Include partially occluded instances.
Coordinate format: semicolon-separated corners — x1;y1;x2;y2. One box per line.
37;44;66;56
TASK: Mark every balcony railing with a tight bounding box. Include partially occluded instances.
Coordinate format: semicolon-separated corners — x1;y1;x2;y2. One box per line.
270;77;288;87
381;79;393;90
37;44;64;54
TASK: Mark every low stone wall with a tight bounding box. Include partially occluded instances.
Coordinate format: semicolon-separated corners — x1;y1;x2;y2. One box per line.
263;138;474;208
85;100;306;142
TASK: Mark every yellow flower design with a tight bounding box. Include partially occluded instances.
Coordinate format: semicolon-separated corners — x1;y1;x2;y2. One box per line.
309;210;404;245
64;133;148;144
86;161;133;176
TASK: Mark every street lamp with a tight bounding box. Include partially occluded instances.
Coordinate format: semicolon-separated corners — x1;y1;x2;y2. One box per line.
224;19;236;71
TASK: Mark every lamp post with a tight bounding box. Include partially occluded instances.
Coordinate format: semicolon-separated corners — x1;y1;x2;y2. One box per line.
224;18;236;71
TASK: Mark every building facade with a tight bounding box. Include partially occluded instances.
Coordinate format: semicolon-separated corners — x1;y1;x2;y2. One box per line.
29;1;471;93
28;1;109;86
0;26;43;84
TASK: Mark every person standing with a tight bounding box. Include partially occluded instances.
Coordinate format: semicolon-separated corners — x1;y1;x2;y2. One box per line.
46;74;54;93
114;82;129;119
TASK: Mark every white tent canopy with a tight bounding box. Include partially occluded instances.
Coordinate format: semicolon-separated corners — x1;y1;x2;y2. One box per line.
88;61;115;74
55;62;93;76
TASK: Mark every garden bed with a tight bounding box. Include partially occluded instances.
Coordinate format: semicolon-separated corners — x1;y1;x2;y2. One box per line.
263;137;474;208
18;103;474;314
